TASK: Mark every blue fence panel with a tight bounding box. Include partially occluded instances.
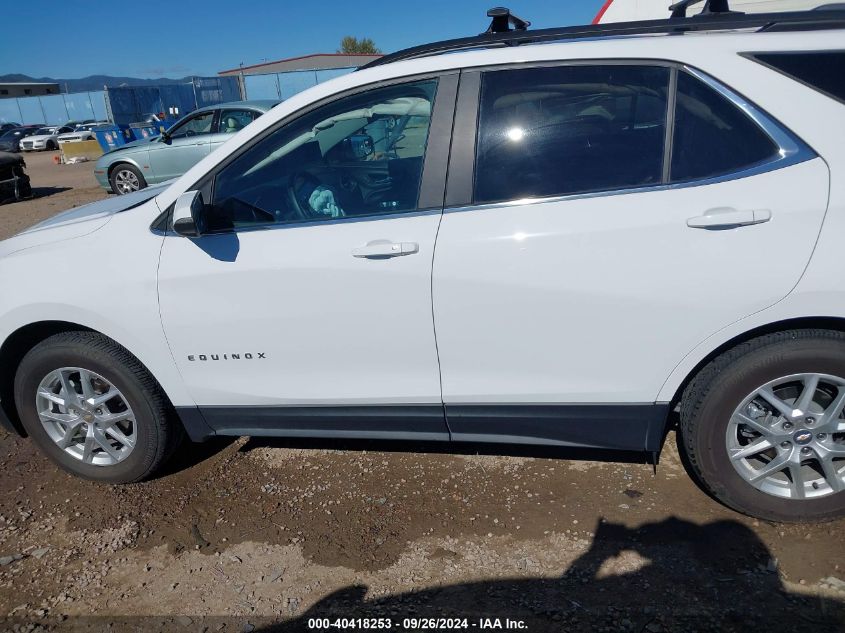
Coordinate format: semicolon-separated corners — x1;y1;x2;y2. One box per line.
315;68;354;83
242;67;355;101
63;92;100;122
40;95;68;124
244;74;279;100
0;100;22;125
193;76;240;105
17;98;45;125
89;91;108;121
277;70;319;100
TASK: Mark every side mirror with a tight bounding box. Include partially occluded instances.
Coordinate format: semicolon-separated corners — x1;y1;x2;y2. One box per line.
172;190;206;237
159;130;171;144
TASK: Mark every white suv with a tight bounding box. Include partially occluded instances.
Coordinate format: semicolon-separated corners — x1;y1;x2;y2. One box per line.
1;6;843;522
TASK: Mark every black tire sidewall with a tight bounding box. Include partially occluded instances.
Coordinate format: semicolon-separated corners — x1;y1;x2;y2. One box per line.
14;339;161;483
692;339;845;522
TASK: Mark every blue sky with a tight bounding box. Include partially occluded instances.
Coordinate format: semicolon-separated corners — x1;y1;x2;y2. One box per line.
0;0;606;79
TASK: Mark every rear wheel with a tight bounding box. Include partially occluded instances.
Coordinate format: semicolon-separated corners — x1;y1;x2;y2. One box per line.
680;330;845;522
109;164;146;195
14;332;182;483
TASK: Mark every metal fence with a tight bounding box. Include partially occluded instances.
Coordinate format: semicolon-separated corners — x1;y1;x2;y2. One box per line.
0;91;107;126
242;67;354;100
0;69;352;127
105;76;241;125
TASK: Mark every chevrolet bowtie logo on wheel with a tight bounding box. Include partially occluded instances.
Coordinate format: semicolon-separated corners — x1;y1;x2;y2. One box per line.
187;353;267;361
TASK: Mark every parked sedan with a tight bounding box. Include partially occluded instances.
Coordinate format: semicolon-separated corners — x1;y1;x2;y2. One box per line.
0;123;22;134
0;126;43;152
94;100;277;194
56;122;109;145
20;126;74;152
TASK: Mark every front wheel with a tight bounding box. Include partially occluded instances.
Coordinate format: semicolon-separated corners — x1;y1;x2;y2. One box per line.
680;330;845;522
14;332;182;483
109;164;146;195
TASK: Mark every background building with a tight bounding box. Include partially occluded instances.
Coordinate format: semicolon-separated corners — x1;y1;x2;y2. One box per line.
0;82;61;99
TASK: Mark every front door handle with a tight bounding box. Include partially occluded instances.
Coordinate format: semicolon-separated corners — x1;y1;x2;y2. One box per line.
687;208;772;229
352;240;419;259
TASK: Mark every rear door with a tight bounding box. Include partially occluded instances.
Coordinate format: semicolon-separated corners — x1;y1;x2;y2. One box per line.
432;63;829;449
207;108;262;154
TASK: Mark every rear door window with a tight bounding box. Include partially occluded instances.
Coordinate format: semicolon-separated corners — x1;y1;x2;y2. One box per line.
473;65;670;204
218;109;260;134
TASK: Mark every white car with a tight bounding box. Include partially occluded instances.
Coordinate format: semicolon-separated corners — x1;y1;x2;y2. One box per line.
0;5;843;522
56;121;108;144
19;125;74;152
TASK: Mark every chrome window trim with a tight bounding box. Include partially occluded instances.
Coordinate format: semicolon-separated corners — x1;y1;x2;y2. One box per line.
682;65;815;169
455;64;817;214
445;156;820;216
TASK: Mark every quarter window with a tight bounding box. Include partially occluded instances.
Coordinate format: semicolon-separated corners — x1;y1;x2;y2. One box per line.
670;71;779;182
750;51;845;105
207;80;437;232
473;65;669;204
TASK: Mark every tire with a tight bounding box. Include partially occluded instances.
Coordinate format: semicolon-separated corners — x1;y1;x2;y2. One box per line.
680;329;845;522
109;164;146;195
13;332;183;483
46;140;56;151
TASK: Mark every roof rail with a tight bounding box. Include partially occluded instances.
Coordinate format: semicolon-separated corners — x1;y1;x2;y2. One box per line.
359;7;845;70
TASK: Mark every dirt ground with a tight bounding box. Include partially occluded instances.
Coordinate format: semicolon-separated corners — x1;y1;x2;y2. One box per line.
0;151;843;633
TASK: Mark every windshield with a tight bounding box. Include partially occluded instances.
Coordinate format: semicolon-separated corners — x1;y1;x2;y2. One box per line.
34;127;54;135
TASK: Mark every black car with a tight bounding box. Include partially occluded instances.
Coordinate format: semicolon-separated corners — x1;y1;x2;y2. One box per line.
0;122;21;135
0;152;32;203
0;125;43;152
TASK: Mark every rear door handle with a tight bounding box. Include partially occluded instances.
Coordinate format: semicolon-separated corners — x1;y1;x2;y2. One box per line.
352;240;419;259
687;208;771;229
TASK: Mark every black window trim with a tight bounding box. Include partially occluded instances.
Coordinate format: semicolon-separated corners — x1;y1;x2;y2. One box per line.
741;50;845;106
443;58;817;211
163;70;460;236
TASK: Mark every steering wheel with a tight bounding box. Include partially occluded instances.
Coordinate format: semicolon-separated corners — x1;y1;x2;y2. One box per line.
287;172;345;221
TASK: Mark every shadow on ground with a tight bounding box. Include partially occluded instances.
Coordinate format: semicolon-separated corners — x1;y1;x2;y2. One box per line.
259;515;844;632
6;516;840;632
27;186;71;199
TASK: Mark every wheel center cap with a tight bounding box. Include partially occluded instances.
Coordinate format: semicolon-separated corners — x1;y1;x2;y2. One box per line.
83;413;94;422
793;429;813;445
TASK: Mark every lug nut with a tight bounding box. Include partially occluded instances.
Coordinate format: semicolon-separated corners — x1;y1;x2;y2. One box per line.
801;446;812;455
783;422;794;430
806;417;816;425
781;441;791;448
817;433;827;440
95;408;103;415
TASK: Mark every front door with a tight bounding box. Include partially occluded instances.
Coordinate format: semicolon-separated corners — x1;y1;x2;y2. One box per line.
157;76;456;438
148;110;215;182
432;65;829;447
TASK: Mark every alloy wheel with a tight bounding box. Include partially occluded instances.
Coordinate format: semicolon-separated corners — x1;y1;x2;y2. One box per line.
35;367;136;466
113;169;140;194
727;373;845;499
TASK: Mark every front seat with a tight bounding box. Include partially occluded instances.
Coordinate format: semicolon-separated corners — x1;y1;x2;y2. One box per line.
222;116;243;134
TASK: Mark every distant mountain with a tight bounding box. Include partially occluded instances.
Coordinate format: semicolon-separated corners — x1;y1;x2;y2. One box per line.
0;74;196;92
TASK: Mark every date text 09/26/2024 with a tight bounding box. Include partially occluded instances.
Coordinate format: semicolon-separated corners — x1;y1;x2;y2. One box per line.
307;618;528;630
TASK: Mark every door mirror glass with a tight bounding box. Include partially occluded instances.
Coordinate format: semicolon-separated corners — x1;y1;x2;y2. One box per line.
172;190;206;237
